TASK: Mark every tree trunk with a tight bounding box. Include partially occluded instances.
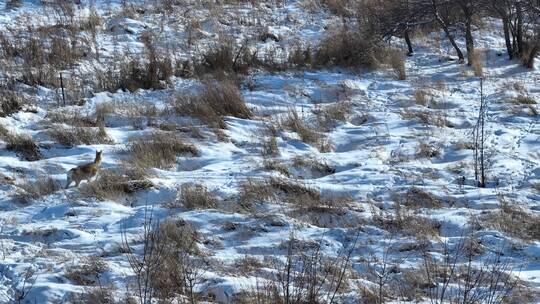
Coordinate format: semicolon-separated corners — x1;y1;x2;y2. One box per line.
516;1;524;55
431;1;465;62
404;29;414;56
524;42;539;69
502;17;514;59
437;16;465;62
465;17;475;66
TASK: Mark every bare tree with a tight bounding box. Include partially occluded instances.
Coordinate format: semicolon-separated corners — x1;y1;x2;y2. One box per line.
473;77;487;187
122;207;166;304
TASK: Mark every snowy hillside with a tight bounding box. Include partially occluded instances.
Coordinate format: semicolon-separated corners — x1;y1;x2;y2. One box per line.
0;0;538;303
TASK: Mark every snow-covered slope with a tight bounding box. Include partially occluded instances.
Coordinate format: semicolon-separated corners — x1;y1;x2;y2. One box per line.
0;0;538;303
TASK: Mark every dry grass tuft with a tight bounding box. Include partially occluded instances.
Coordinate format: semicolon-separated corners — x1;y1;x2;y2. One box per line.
172;183;218;210
413;89;429;106
65;256;108;286
472;51;485;77
48;126;112;147
45;110;99;127
173;81;251;129
388;50;406;80
398;187;443;209
478;195;540;241
128;132;199;170
239;177;321;210
80;168;153;201
417;141;441;158
513;95;536;105
314;101;352;131
262;159;291;176
0;126;41;161
0;89;22;117
315;23;381;69
291;155;335;177
15;175;61;204
281;108;331;152
400;108;453;128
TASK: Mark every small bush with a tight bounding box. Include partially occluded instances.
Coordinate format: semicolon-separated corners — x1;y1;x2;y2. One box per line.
288;43;313;67
48;126;112;147
374;212;441;238
173;183;218;210
199;81;252;119
128;133;199;170
400;109;453;128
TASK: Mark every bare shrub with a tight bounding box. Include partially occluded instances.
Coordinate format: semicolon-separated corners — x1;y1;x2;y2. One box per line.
288;195;357;228
48;126;112;147
80;168;153;201
65;256;108;286
172;183;218;210
374;212;441;238
128;132;198;170
150;219;202;303
235;232;357;303
122;210;202;304
80;285;117;304
15;175;61;204
199;80;251;119
199;38;236;75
